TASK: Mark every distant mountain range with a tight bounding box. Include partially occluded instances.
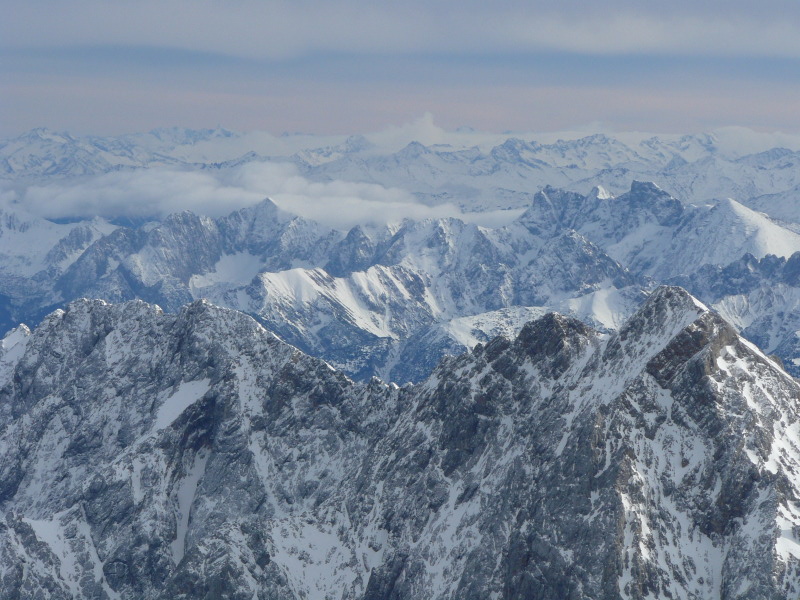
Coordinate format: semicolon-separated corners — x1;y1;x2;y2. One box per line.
3;127;800;219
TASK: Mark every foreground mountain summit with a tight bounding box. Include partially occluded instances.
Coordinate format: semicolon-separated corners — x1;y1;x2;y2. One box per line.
1;286;800;599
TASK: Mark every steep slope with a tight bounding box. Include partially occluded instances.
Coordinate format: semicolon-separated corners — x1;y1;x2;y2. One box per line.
1;287;800;598
219;216;639;381
658;147;800;212
2;178;798;384
744;185;800;229
7;180;800;384
0;207;114;280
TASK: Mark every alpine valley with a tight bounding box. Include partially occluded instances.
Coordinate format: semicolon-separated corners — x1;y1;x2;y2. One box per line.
2;127;800;598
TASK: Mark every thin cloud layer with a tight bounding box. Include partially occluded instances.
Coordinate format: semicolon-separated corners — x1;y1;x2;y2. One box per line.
2;161;523;230
5;1;800;59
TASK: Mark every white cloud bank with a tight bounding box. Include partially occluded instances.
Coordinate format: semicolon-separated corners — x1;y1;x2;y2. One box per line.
3;160;523;230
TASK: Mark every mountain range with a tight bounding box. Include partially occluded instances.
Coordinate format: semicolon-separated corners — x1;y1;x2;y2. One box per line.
1;171;800;381
3;127;800;598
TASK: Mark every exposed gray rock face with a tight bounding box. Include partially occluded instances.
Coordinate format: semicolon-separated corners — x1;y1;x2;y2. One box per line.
1;286;800;599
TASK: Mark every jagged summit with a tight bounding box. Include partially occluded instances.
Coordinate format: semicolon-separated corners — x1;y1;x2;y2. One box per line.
589;184;614;200
628;179;665;195
619;284;709;338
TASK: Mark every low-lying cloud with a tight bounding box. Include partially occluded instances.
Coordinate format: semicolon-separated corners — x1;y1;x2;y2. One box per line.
2;160;524;230
13;169;261;220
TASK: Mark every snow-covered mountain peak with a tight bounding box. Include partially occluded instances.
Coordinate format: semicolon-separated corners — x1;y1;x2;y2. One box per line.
607;285;715;372
146;126;236;145
11;127;74;146
513;311;596;370
589;184;614;200
342;134;373;153
515;186;587;235
489;137;538;160
619;181;684;219
396;141;431;159
229;196;288;223
651;283;709;312
682;196;800;265
736;145;794;166
631;284;708;326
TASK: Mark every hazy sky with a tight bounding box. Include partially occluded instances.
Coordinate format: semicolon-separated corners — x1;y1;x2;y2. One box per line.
2;0;800;137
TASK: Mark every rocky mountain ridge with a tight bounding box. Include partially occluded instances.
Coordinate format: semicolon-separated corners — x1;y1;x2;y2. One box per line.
1;286;800;598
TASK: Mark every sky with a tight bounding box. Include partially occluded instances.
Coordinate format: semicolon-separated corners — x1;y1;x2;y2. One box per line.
2;1;800;137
